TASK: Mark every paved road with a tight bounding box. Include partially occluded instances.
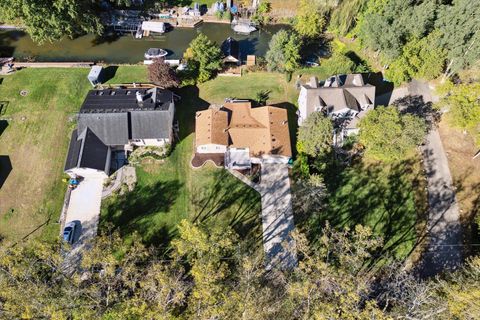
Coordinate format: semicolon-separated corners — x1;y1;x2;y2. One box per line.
62;177;104;270
387;80;463;276
257;163;297;271
418;129;463;277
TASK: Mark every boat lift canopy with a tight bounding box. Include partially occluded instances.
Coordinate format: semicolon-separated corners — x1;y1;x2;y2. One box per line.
141;21;166;33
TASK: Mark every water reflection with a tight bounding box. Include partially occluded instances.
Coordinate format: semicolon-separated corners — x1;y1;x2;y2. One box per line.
0;23;288;64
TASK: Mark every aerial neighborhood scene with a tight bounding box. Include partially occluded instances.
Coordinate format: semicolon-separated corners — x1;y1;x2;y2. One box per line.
0;0;479;318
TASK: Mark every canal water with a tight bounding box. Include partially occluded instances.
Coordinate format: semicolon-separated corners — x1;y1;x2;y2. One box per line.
0;23;288;64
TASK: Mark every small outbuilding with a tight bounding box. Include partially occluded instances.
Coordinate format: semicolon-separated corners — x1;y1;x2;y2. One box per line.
221;37;240;65
87;66;103;87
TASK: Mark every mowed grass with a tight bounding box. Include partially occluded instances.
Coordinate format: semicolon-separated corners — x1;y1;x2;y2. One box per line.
0;66;147;244
101;72;299;247
307;155;428;262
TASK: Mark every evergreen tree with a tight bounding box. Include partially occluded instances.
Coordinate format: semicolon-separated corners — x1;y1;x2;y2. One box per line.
266;30;301;73
186;33;223;83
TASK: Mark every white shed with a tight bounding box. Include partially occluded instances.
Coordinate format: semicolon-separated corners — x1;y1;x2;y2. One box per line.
87;66;103;87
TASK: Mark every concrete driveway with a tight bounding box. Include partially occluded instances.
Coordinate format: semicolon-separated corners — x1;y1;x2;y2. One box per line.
62;177;104;269
258;163;297;270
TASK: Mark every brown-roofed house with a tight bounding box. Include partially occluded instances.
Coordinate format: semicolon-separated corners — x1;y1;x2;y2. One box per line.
194;101;292;169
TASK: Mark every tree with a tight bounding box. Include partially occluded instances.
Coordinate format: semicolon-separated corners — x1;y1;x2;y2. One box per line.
0;0;102;44
321;51;357;75
439;82;480;143
358;106;426;162
357;0;439;60
292;173;326;216
297;112;333;157
436;0;480;78
172;220;236;319
147;58;180;88
330;0;368;36
186;33;223;83
386;33;446;85
284;224;388;319
265;30;301;73
294;0;325;39
255;89;270;106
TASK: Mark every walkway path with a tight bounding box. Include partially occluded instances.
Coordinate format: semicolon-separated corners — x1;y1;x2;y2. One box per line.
257;163;297;270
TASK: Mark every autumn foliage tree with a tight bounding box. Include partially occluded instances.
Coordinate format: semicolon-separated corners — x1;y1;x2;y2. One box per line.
147;58;180;88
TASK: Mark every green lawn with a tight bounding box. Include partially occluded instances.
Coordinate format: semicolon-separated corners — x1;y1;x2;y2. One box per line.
306;155;428;261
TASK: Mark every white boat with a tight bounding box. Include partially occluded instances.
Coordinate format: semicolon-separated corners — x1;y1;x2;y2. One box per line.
233;23;257;35
144;48;168;59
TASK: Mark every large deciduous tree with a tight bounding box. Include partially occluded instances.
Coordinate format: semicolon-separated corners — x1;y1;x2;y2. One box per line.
0;0;103;44
386;33;446;85
186;33;223;83
440;82;480;142
297;111;333;157
265;30;301;73
294;0;325;39
148;58;180;88
358;106;426;162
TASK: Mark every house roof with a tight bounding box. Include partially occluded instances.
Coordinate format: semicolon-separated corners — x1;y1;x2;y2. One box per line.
80;87;173;113
64;128;110;172
196;102;292;158
78;113;129;146
130;110;172;140
195;108;229;146
301;74;376;116
77;87;175;146
221;37;240;62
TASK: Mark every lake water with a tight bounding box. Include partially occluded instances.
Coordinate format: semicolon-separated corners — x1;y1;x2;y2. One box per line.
0;23;288;64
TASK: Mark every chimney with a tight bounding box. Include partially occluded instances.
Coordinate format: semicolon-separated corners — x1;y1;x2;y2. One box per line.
136;91;143;103
309;76;319;88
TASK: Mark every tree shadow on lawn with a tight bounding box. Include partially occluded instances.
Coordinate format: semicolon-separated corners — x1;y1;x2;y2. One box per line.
101;179;182;247
173;85;209;140
307;158;427;262
191;169;262;245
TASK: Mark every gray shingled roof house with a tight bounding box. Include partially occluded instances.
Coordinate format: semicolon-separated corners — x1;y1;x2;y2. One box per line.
64;87;175;178
297;74;376;131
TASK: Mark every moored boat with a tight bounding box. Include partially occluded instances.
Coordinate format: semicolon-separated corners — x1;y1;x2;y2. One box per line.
144;48;168;59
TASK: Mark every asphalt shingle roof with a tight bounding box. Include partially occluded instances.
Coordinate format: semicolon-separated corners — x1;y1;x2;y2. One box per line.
64;128;109;172
130;110;172;140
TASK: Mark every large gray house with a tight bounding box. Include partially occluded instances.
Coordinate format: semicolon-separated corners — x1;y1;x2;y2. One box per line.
65;87;175;178
297;74;376;135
